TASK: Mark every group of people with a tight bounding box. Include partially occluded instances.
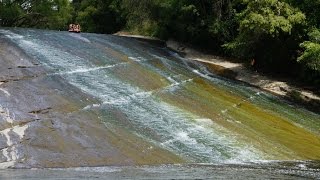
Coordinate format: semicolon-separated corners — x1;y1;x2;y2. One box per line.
68;24;81;33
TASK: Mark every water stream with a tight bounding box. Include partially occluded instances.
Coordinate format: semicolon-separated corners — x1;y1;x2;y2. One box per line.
0;28;320;178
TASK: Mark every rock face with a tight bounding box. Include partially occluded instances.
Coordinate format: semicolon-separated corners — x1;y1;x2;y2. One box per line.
1;28;320;169
0;30;182;168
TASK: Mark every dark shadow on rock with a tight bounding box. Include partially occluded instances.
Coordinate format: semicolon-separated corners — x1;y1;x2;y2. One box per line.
203;62;238;79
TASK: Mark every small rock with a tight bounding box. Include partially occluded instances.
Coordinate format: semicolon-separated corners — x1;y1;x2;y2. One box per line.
279;86;288;92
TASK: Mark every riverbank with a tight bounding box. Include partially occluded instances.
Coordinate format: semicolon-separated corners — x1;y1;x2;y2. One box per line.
165;40;320;113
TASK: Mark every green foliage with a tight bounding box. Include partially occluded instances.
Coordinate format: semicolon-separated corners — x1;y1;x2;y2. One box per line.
299;41;320;70
239;0;305;36
224;0;306;71
75;0;124;33
0;0;73;29
76;5;97;32
120;0;161;36
286;0;320;28
0;2;23;26
119;0;235;49
47;0;74;30
298;29;320;85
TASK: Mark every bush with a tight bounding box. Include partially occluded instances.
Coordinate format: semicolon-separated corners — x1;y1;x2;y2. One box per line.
224;0;306;72
298;29;320;85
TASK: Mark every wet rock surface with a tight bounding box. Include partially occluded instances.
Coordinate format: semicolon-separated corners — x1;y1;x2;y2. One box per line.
0;30;181;168
1;28;320;170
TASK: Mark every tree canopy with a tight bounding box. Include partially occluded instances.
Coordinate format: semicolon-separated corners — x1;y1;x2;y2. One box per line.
1;0;320;86
0;0;73;29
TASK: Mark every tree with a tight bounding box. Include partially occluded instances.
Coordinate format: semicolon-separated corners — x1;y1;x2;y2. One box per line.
0;0;73;29
223;0;306;72
286;0;320;28
0;1;23;26
298;29;320;85
75;0;124;33
47;0;74;30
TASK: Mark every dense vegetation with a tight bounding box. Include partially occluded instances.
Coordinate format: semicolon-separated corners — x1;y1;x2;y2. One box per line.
0;0;72;29
1;0;319;86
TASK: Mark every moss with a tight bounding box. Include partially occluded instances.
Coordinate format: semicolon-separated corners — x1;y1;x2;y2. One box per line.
105;47;130;62
106;125;184;165
156;77;320;160
103;44;320;161
100;108;185;164
111;62;169;91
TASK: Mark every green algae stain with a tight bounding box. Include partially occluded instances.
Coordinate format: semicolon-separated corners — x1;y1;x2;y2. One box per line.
99;108;185;164
105;47;130;62
105;125;185;165
111;61;169;91
156;77;320;160
102;44;320;161
104;48;170;91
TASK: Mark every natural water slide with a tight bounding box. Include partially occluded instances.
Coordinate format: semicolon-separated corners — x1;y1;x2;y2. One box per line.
0;28;319;178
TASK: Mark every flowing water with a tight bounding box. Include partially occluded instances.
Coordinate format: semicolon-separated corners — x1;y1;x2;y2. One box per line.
0;28;320;178
1;162;320;179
